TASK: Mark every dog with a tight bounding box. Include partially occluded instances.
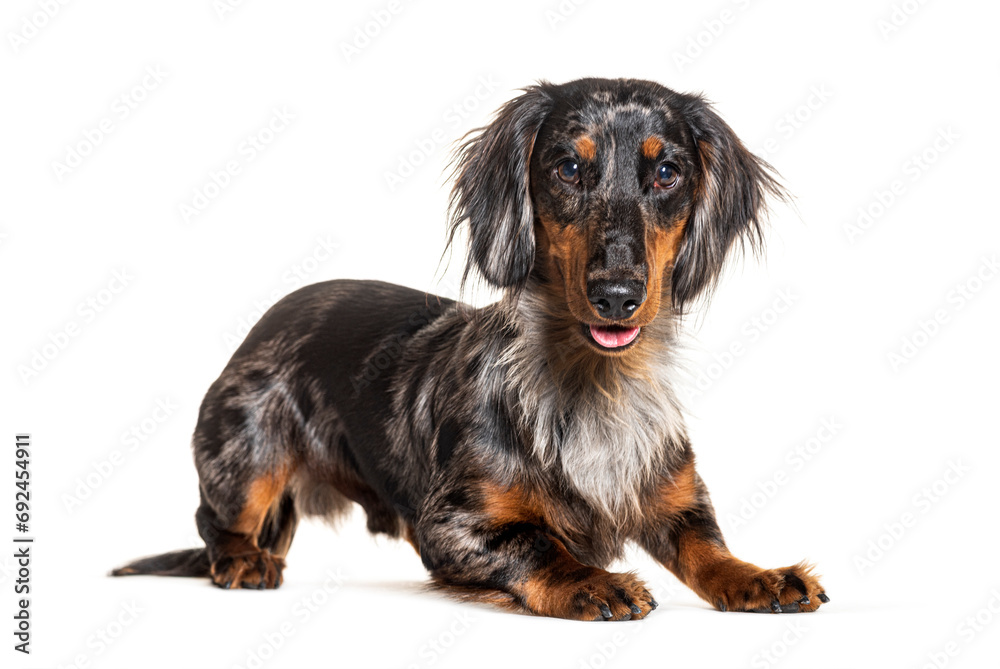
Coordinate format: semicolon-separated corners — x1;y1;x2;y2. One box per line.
113;77;827;620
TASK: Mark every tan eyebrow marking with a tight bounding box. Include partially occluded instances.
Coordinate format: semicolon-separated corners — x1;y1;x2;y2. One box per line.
642;136;664;159
575;136;597;162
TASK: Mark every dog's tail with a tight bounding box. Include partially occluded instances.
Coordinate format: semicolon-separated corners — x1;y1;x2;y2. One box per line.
111;548;210;578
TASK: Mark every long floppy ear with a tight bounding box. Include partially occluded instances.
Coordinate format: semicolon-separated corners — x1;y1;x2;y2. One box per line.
671;94;786;312
447;85;554;289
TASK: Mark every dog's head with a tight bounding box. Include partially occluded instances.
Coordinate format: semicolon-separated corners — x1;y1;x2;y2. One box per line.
449;78;783;355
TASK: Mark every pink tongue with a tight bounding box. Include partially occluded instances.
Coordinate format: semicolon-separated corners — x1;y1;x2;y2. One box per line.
590;325;640;348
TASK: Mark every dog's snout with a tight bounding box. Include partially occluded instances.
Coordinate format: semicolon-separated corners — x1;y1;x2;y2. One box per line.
587;280;646;320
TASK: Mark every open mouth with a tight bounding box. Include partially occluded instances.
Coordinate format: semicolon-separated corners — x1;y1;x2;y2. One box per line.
583;323;642;351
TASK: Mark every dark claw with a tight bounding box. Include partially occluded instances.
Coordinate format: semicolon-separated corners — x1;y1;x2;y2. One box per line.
599;604;613;619
779;602;801;613
818;593;830;603
630;604;642;615
619;613;632;621
257;580;266;590
649;598;658;610
798;596;810;606
718;601;727;612
223;580;233;590
770;600;782;613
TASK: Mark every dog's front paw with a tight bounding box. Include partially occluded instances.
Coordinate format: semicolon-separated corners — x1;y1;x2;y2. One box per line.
699;559;826;613
210;550;285;589
524;568;658;621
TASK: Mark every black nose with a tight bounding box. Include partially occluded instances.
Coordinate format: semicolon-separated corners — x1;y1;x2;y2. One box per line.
587;280;646;320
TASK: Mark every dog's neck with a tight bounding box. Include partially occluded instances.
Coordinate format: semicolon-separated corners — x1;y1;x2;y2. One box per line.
496;281;688;524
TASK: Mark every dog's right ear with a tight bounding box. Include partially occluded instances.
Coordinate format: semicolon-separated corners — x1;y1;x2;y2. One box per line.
670;93;786;312
447;85;554;290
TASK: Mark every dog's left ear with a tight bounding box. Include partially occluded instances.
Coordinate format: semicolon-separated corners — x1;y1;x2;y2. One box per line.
671;95;786;312
448;85;554;289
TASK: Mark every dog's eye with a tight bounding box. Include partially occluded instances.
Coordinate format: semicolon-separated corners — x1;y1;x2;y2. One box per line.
556;160;581;185
654;163;679;189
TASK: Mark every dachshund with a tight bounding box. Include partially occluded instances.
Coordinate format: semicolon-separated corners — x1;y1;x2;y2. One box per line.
113;77;828;620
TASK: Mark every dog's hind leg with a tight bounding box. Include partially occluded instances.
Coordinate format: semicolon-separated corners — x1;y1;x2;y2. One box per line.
196;465;295;589
112;460;296;586
190;370;306;590
112;414;299;587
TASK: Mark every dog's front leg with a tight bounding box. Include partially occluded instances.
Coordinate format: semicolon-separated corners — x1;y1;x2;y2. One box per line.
417;478;657;620
637;458;828;613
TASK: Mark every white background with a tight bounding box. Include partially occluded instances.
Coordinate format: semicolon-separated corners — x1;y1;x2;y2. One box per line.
3;0;999;667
